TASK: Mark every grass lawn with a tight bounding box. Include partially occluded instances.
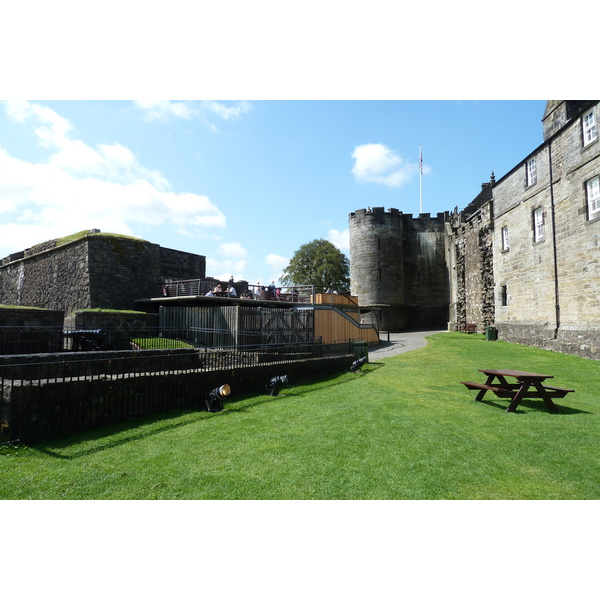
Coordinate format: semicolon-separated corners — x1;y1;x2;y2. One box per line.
131;336;194;349
1;332;598;499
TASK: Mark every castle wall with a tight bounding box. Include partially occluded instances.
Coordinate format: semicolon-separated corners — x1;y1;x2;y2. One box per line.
493;144;558;342
349;207;405;318
0;232;207;317
0;239;92;313
349;208;448;330
493;102;600;358
86;236;161;310
447;201;494;333
401;216;449;327
0;307;65;354
159;246;206;281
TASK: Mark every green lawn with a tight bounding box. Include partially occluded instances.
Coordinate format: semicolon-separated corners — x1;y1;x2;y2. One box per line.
2;332;598;499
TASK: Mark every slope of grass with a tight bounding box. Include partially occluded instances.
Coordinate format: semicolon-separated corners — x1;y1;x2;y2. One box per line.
1;333;598;499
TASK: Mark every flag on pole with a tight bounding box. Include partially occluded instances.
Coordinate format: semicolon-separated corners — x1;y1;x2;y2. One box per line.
419;145;423;214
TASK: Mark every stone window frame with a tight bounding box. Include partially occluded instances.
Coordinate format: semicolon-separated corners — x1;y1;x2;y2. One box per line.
532;206;545;243
501;226;509;252
585;175;600;221
582;108;598;147
500;284;508;307
526;157;537;187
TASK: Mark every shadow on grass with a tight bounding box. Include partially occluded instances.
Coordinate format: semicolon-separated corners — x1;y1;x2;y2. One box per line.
271;363;384;401
35;409;207;459
476;398;590;415
36;396;288;460
35;369;371;459
363;362;386;371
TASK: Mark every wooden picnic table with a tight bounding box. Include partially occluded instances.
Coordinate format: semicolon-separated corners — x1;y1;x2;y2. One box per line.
461;369;574;413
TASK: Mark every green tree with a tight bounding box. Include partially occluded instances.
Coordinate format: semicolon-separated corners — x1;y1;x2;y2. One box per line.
281;239;350;291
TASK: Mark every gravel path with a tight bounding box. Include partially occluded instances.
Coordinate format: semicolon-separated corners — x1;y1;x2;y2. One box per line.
368;330;447;360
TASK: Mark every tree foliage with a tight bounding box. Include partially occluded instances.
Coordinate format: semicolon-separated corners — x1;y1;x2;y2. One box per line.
280;239;350;291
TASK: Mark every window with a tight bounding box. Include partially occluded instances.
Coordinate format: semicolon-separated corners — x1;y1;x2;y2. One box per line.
533;207;545;242
587;175;600;219
501;226;509;251
526;158;537;186
501;285;508;307
582;109;598;146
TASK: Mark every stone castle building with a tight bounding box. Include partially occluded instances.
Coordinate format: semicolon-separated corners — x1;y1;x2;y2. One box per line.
350;100;600;359
349;209;448;331
0;231;206;315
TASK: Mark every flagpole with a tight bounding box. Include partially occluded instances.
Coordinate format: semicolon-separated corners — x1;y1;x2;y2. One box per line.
419;145;423;214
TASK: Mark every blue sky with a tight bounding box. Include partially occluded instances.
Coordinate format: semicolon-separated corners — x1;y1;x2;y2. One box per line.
0;99;548;286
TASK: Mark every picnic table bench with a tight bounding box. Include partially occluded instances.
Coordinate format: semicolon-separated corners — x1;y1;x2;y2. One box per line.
461;369;574;413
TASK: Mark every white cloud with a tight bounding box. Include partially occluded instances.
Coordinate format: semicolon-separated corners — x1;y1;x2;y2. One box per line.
133;100;251;125
203;100;251;120
133;100;196;121
4;100;72;148
0;101;226;258
218;242;249;258
266;253;288;272
205;242;251;281
206;258;247;282
351;143;420;188
327;228;349;251
265;254;289;286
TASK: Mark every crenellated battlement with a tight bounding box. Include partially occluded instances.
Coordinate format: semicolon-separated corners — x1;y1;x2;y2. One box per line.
349;207;448;224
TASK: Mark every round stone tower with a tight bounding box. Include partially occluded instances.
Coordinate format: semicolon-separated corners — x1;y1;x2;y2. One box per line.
349;207;407;330
350;207;450;331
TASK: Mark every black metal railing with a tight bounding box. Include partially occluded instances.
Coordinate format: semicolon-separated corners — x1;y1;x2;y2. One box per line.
0;339;368;445
0;326;329;355
161;280;319;304
0;326;64;355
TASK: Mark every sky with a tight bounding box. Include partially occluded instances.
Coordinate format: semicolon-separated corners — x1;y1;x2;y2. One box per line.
0;99;549;287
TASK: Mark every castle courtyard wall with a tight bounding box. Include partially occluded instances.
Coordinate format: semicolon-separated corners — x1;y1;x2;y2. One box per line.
493;104;600;358
493;145;558;342
447;200;494;333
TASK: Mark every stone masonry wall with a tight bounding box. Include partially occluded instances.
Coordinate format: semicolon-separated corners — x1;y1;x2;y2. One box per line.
447;201;494;333
86;236;161;310
493;102;600;358
159;246;206;282
401;215;448;327
349;208;448;330
0;239;91;313
0;232;209;317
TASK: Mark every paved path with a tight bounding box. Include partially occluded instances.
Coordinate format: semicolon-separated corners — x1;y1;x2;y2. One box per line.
368;330;447;360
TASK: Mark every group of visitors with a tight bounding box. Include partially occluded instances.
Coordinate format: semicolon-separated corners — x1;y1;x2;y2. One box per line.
205;278;237;298
203;278;307;301
254;281;278;299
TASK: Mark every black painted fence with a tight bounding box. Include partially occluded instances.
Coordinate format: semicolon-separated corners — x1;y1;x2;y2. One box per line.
1;340;368;445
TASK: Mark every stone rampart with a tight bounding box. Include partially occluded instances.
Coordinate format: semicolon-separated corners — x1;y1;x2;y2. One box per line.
63;310;158;331
0;231;207;316
0;239;91;312
0;307;66;354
